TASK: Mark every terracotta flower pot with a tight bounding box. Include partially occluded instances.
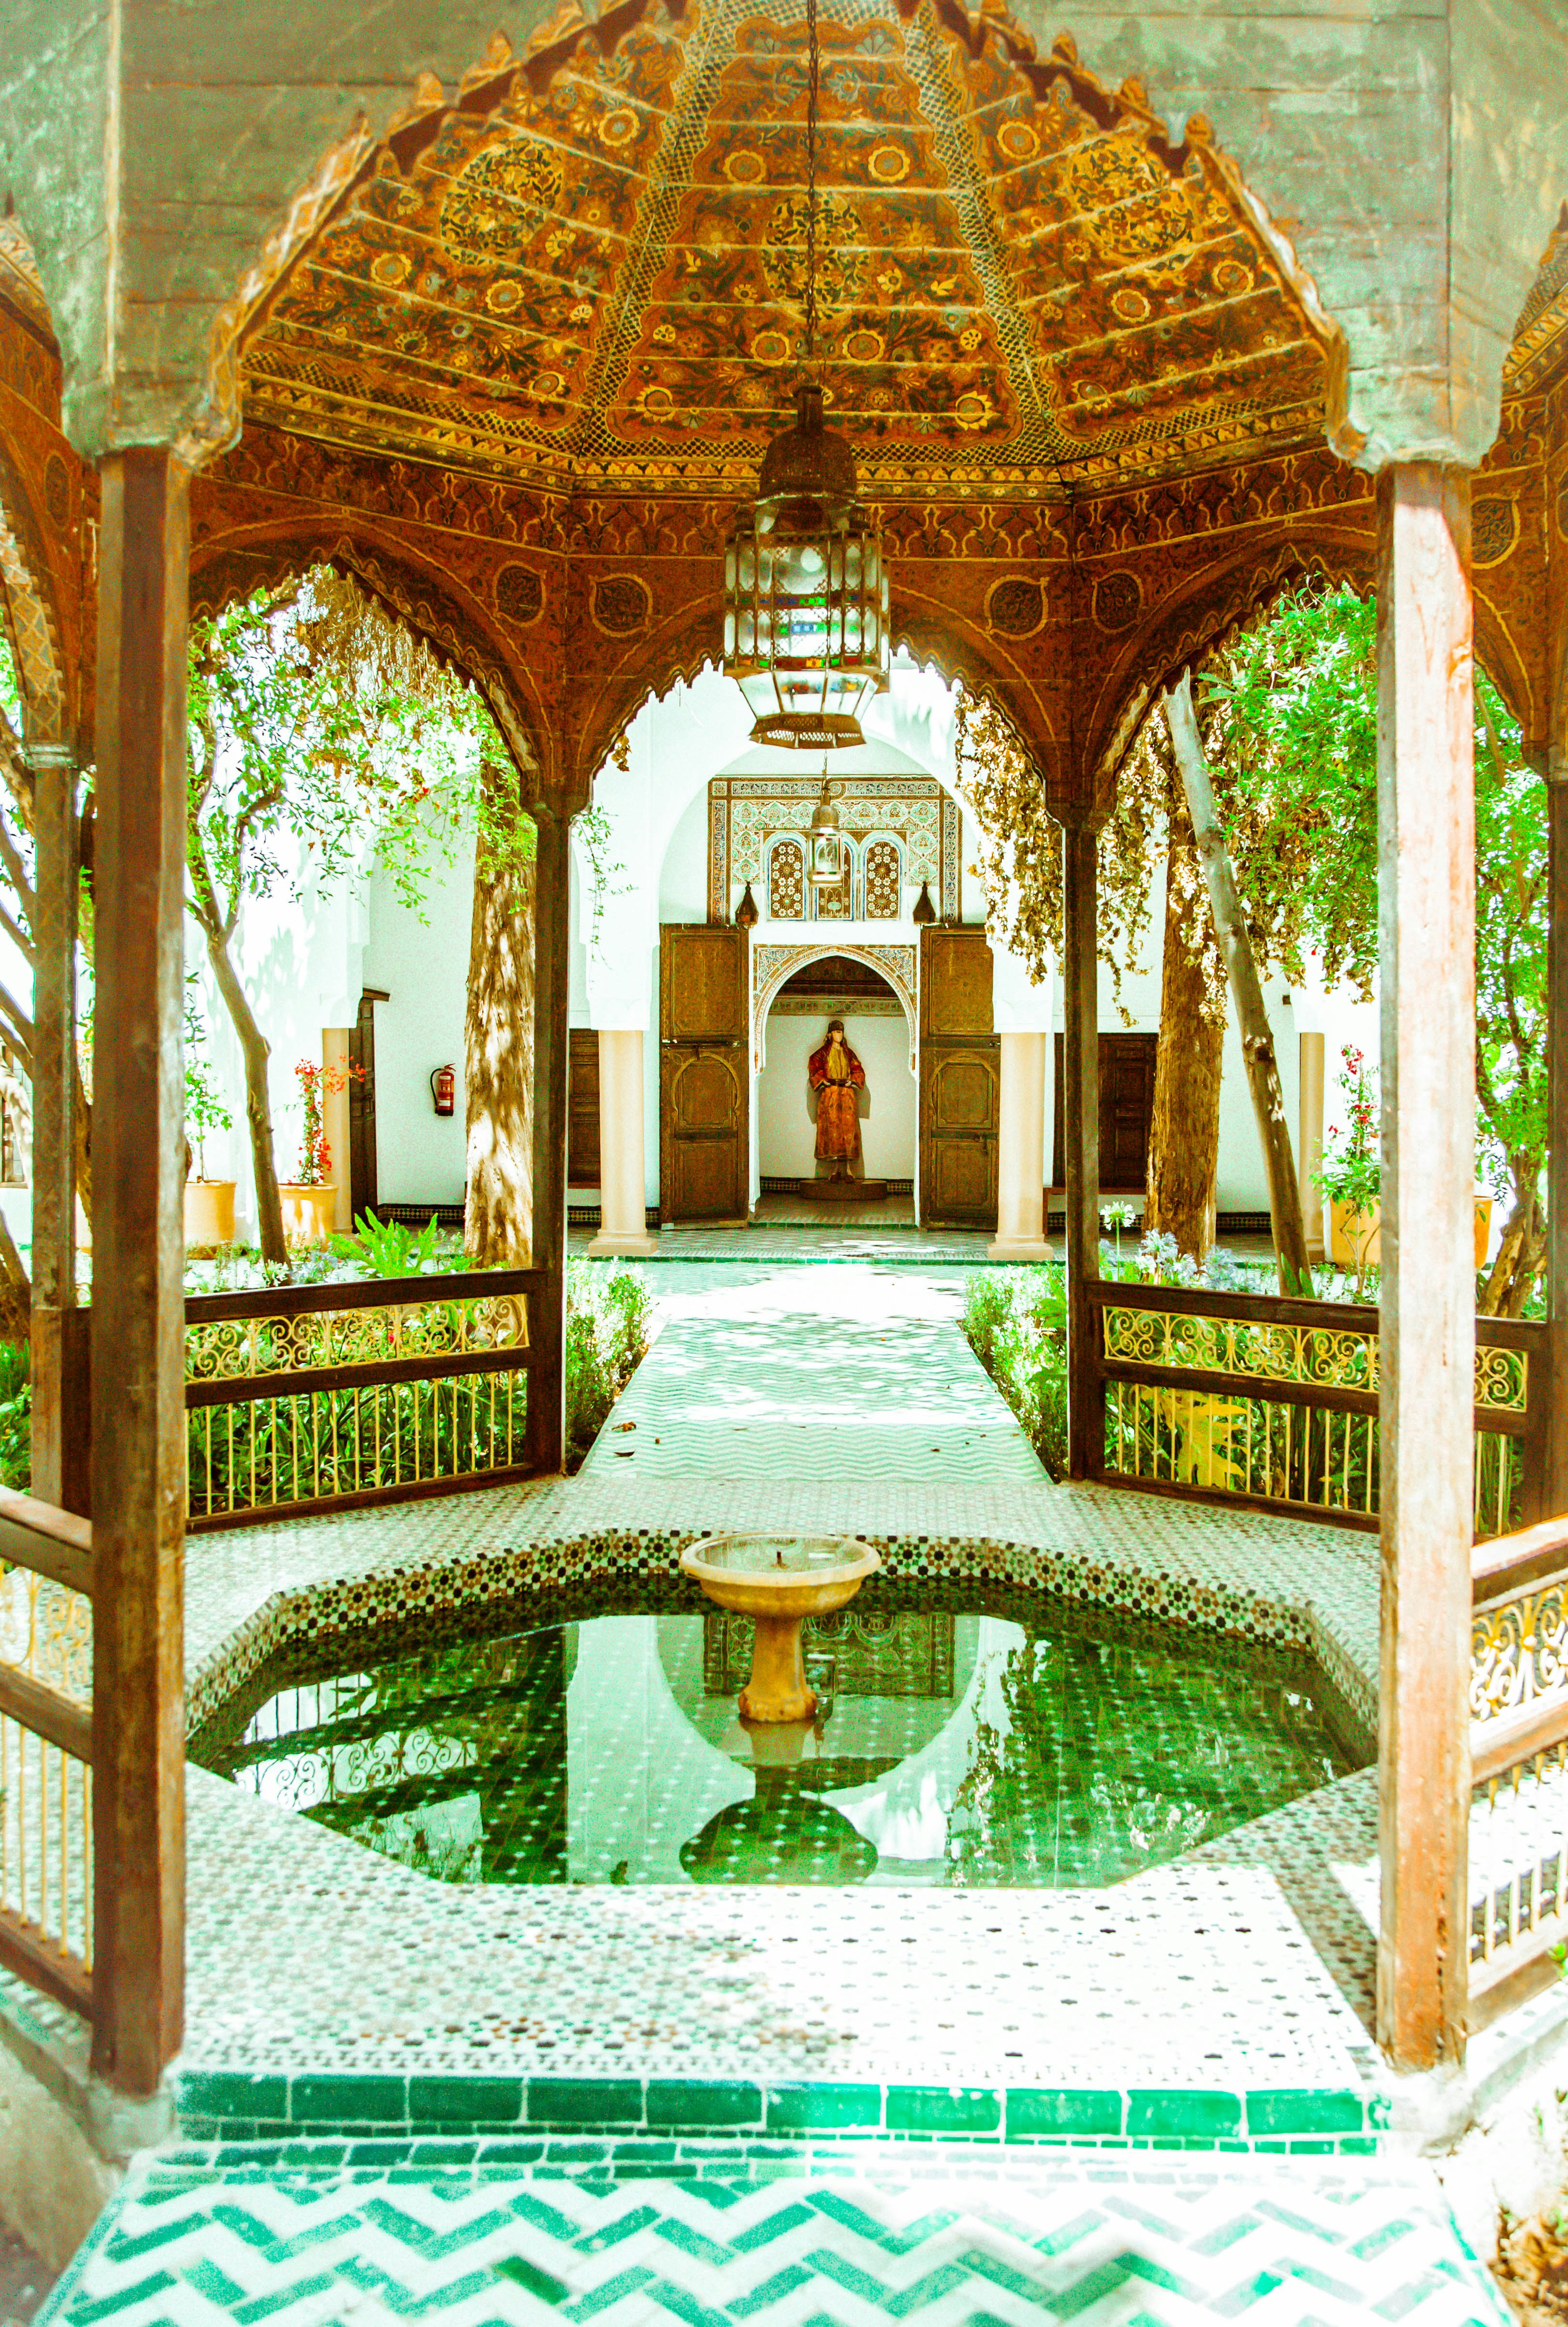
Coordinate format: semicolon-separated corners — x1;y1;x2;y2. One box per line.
1330;1194;1492;1274
184;1179;236;1246
278;1184;337;1247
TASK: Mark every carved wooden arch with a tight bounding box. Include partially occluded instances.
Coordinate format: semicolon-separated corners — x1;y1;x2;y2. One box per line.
0;433;68;745
752;941;918;1075
1084;530;1378;820
890;595;1059;789
187;520;546;788
566;578;725;797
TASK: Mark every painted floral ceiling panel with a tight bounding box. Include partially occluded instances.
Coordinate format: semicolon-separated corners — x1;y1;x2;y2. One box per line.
242;0;1334;496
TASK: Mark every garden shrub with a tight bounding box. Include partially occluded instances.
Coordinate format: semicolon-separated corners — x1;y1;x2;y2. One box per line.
565;1259;653;1471
962;1266;1068;1479
0;1339;28;1491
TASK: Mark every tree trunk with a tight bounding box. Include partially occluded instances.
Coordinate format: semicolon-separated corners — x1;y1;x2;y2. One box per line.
206;930;286;1264
464;835;535;1265
1164;671;1315;1294
0;1208;29;1343
1145;806;1225;1263
1479;1179;1546;1317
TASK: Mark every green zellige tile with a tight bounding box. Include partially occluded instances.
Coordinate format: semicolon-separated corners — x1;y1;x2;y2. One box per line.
766;2085;882;2132
176;2071;289;2123
646;2081;764;2129
1005;2089;1122;2139
885;2086;1002;2135
289;2075;407;2127
1246;2088;1365;2136
1125;2090;1242;2139
410;2077;523;2125
528;2079;645;2125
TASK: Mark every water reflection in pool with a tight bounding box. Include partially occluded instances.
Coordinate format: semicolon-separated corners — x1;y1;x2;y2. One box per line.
195;1595;1364;1889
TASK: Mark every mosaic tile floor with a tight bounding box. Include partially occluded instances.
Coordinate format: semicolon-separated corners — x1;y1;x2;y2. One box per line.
39;2146;1509;2327
580;1269;1046;1484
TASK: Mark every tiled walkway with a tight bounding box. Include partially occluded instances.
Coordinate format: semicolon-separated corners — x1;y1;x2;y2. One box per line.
40;2144;1508;2327
18;1256;1520;2325
581;1265;1047;1484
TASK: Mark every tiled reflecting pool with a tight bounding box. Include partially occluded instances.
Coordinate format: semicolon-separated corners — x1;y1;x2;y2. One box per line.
191;1587;1366;1890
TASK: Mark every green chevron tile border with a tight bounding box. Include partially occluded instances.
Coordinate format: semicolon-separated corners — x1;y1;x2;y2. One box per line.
173;2069;1387;2153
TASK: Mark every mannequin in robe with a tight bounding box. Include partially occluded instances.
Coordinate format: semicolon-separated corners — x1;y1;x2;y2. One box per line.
807;1018;867;1179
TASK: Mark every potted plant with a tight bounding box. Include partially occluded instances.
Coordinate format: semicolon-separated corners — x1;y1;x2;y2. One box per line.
183;982;236;1247
1316;1043;1490;1294
277;1056;359;1247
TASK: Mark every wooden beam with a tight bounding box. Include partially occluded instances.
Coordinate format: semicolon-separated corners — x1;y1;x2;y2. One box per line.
0;1909;92;2022
89;448;188;2099
0;1486;92;1596
1062;822;1101;1479
1374;461;1476;2073
28;740;78;1507
1546;751;1568;1512
529;806;570;1474
0;1663;92;1764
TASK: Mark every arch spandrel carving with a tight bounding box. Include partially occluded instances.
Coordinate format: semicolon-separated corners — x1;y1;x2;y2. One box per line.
187;520;549;791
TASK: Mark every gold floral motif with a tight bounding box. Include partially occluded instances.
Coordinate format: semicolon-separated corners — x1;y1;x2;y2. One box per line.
1101;1306;1377;1394
1472;1585;1568;1722
1101;1306;1528;1415
186;1293;529;1385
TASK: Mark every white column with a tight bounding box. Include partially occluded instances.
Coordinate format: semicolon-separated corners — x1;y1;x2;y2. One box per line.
590;1029;657;1255
988;1031;1049;1261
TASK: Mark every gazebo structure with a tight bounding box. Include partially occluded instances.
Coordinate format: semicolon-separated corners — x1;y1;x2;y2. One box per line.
0;0;1564;2126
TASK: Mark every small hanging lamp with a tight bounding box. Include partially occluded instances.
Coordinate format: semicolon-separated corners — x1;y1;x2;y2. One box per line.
805;763;846;888
720;0;888;749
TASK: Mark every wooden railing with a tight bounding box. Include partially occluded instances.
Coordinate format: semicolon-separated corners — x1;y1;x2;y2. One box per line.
60;1268;554;1532
1468;1512;1568;2030
1090;1282;1547;1538
0;1489;93;2018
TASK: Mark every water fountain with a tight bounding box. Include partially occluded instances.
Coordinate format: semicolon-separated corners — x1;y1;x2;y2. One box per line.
679;1532;881;1722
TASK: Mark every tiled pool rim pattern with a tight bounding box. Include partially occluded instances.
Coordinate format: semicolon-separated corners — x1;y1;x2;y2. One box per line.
173;2069;1386;2153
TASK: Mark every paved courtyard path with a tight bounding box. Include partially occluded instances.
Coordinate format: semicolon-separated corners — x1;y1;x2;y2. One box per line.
580;1262;1048;1486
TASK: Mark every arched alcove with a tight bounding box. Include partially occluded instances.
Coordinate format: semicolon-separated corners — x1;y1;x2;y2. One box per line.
755;951;918;1198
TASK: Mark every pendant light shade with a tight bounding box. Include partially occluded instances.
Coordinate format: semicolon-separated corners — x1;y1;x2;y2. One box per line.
724;386;889;749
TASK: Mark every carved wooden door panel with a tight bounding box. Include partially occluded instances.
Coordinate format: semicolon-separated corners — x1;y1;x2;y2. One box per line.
660;925;750;1223
919;926;998;1226
1051;1033;1157;1191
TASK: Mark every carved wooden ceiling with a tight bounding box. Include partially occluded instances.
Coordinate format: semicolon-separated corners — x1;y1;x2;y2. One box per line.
241;0;1335;499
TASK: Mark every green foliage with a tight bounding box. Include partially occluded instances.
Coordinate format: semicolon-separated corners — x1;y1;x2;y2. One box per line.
961;1266;1067;1479
0;1339;29;1491
328;1210;457;1279
565;1259;652;1470
183;974;231;1176
1313;1043;1380;1211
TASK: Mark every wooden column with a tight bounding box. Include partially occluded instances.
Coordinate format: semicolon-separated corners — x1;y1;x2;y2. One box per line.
529;805;570;1473
90;449;188;2095
28;739;78;1506
1375;461;1476;2072
1062;821;1101;1478
1545;749;1568;1514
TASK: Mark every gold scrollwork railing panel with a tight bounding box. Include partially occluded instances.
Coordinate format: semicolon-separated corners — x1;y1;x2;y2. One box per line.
1471;1743;1568;1967
1100;1304;1529;1416
186;1291;530;1387
1472;1582;1568;1725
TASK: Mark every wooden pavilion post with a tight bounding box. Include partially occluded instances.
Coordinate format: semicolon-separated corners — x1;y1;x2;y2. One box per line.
529;801;570;1473
1062;820;1101;1478
1545;741;1568;1515
1375;461;1476;2071
89;448;188;2095
29;738;79;1507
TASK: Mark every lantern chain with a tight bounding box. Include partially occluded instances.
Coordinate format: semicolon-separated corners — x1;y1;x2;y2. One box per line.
805;0;819;376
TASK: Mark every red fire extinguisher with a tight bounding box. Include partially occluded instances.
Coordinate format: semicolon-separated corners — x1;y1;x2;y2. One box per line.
430;1064;456;1117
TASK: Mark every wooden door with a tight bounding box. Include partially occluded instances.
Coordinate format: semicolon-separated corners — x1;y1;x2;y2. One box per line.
1052;1032;1157;1191
919;926;998;1226
348;989;385;1222
660;925;750;1222
567;1030;601;1186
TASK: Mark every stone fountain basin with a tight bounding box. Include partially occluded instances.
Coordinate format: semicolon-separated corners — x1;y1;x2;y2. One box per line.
679;1533;881;1619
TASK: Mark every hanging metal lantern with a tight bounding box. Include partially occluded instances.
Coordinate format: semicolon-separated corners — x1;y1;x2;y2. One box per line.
723;384;890;750
805;765;846;887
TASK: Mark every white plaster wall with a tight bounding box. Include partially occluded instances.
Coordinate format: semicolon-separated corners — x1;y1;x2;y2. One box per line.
361;837;474;1207
758;1012;916;1182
